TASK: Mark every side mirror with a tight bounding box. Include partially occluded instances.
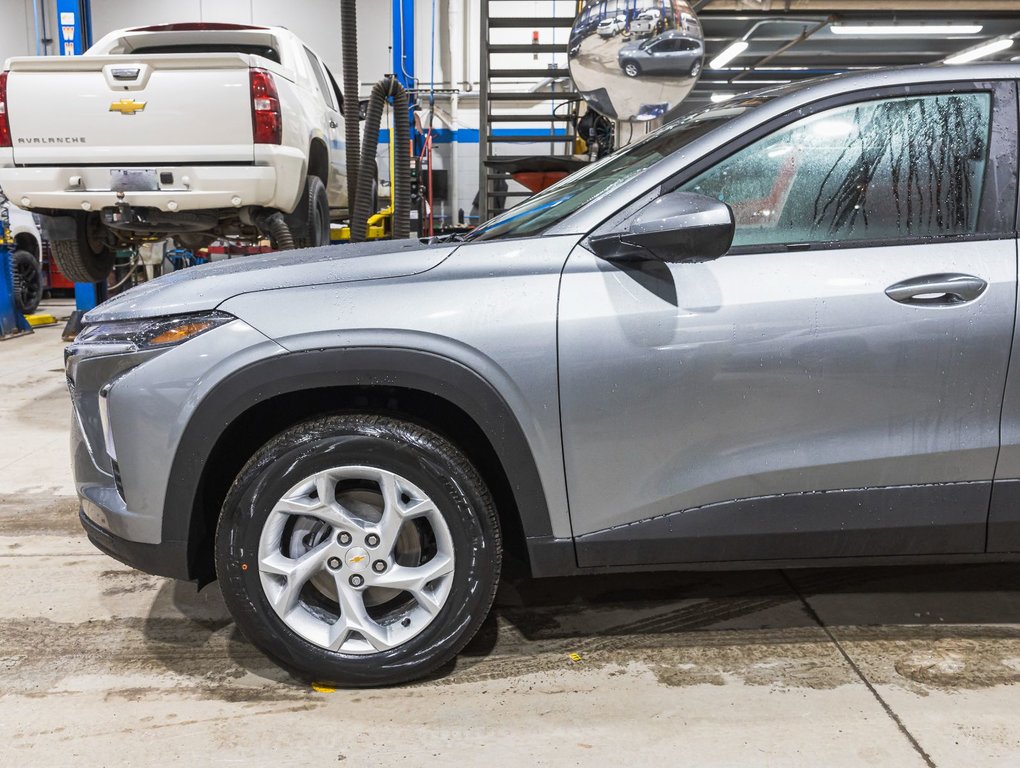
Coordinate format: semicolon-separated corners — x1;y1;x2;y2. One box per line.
589;191;735;263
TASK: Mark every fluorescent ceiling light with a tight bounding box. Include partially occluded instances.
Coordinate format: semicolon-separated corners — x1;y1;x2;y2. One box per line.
945;38;1014;64
710;92;733;103
710;41;748;69
830;24;982;36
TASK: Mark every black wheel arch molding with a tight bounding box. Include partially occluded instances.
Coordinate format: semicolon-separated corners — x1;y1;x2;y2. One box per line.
162;345;569;582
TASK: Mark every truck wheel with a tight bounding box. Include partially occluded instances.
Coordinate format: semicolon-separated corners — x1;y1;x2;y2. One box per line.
286;175;330;249
11;249;43;314
51;213;116;284
215;414;502;687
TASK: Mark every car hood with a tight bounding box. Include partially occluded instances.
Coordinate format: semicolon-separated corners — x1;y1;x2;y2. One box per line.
85;239;456;322
620;43;642;56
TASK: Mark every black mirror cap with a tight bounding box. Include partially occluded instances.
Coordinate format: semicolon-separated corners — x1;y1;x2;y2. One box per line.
590;192;736;264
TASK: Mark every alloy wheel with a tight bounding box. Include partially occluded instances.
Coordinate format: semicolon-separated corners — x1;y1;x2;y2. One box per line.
257;465;456;655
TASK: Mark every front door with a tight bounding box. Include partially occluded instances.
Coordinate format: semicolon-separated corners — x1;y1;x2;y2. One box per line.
559;83;1019;567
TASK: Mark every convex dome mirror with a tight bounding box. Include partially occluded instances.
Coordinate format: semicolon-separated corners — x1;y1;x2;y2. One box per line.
568;0;705;123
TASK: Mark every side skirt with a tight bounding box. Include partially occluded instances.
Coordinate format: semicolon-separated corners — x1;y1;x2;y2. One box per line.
573;482;990;570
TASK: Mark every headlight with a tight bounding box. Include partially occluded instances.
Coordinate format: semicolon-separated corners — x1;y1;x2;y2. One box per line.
75;311;234;351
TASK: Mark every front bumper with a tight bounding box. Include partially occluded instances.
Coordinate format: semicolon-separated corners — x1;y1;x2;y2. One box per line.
67;318;285;579
79;506;190;580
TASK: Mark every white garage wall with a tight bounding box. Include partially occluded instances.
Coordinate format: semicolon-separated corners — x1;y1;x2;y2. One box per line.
0;0;60;64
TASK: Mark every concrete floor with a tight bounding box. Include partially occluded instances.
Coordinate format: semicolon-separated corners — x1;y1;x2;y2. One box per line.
3;300;1020;767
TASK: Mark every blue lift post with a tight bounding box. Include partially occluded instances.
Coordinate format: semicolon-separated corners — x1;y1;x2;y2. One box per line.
57;0;105;335
0;249;32;340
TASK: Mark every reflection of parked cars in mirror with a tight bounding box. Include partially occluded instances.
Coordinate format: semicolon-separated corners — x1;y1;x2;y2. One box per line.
597;15;627;37
619;30;704;78
679;12;702;36
631;9;662;37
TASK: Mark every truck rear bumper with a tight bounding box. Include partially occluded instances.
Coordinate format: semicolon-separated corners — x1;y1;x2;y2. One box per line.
0;151;304;214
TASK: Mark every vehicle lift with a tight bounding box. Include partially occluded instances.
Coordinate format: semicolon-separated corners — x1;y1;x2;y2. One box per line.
0;248;32;341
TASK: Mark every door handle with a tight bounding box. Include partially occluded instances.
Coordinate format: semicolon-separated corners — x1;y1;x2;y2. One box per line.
885;273;988;306
329;120;338;129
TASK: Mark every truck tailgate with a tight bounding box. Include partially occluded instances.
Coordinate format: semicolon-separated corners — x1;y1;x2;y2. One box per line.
6;54;256;165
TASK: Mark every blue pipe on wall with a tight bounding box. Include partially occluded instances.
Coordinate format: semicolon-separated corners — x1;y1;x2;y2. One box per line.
392;0;415;89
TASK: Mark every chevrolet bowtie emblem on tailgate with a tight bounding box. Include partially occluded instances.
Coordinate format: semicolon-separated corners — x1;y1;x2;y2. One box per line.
109;99;146;115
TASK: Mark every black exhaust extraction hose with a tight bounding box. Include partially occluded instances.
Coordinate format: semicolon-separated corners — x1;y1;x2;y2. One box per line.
340;0;360;215
351;76;410;242
263;211;295;250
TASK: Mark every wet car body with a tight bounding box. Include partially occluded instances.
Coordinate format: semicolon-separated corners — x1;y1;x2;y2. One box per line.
64;65;1020;687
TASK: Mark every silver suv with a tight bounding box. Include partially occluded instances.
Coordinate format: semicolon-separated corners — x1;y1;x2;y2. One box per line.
67;65;1020;687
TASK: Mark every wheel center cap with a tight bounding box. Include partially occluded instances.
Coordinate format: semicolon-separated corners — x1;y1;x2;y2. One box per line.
345;546;370;572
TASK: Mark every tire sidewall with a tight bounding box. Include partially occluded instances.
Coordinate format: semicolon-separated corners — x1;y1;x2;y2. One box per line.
216;417;500;686
51;213;115;283
11;249;42;314
311;177;329;246
287;174;329;248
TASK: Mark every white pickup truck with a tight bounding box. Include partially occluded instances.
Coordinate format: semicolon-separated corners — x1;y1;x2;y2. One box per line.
0;22;349;282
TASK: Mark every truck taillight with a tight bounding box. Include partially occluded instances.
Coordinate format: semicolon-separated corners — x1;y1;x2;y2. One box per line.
0;72;10;148
250;68;282;145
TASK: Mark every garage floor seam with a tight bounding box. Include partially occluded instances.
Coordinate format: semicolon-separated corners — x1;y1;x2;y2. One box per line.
781;571;936;768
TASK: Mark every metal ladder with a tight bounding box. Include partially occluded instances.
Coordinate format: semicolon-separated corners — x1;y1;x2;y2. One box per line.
478;0;581;222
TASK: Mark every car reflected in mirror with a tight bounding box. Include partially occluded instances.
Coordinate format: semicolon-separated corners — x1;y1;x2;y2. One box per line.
619;30;704;79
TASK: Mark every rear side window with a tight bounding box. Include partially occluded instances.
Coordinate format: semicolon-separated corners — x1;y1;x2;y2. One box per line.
131;43;281;63
304;46;336;111
681;92;993;248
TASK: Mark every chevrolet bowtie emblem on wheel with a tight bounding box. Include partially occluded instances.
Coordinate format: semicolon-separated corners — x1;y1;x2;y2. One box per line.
109;98;146;115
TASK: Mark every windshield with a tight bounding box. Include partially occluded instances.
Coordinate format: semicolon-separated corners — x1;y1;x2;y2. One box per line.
466;94;777;242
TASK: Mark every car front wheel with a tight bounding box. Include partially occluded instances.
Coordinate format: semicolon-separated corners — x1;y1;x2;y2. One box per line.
623;61;640;77
215;414;502;687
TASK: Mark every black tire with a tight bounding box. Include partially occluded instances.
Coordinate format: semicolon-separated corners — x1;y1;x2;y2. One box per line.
689;59;702;78
215;414;502;687
11;249;42;314
285;174;330;249
623;60;641;78
51;213;115;283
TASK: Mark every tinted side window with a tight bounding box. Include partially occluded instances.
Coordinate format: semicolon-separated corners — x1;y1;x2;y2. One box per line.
681;93;992;248
304;46;336;111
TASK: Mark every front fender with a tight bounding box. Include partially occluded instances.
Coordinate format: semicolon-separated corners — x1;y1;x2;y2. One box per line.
164;346;574;579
